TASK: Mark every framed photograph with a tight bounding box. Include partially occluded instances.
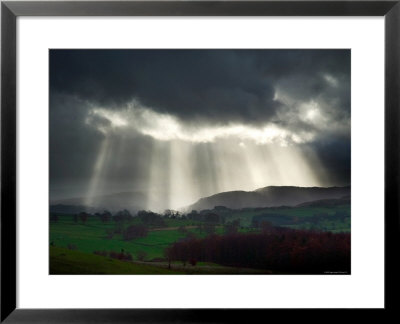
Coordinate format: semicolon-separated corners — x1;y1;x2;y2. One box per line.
1;0;399;322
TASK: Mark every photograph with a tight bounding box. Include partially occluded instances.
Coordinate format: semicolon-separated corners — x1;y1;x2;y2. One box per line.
49;49;351;275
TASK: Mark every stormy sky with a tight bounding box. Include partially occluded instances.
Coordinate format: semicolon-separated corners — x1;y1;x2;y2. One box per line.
50;49;350;211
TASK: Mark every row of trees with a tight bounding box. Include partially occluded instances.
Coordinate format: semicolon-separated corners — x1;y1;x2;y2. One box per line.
93;249;148;261
51;210;227;226
122;224;149;241
166;227;350;274
93;250;133;261
176;219;241;238
104;223;149;241
137;211;166;227
51;207;230;225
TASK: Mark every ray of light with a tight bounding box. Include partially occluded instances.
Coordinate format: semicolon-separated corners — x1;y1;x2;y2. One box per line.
130;136;327;212
145;139;171;212
199;143;220;196
240;142;275;190
169;140;199;210
84;136;111;207
208;142;235;193
299;145;331;186
257;144;284;185
114;133;128;170
267;144;322;187
85;110;330;212
202;140;326;198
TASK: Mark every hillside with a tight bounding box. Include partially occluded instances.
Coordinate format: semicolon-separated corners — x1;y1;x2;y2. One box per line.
297;196;350;207
51;185;350;214
187;186;350;211
51;191;148;213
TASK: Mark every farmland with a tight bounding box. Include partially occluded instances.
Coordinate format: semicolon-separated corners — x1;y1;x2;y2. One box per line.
49;203;350;274
51;218;200;260
50;246;271;274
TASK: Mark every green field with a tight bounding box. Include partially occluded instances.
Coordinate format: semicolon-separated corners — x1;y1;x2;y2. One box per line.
50;246;270;274
50;218;198;260
219;205;351;231
50;246;183;274
50;204;350;273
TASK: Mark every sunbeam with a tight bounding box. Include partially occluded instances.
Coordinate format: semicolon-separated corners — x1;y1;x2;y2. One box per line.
145;139;171;212
84;136;111;207
83;130;328;212
169;140;199;210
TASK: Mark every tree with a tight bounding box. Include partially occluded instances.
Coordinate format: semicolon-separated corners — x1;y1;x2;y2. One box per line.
101;210;112;223
224;219;240;235
114;209;132;222
137;210;165;227
164;248;173;269
261;221;273;234
167;228;350;273
203;213;221;224
214;206;229;212
79;212;89;224
50;214;59;223
163;209;173;218
123;224;148;241
187;210;198;220
197;223;204;233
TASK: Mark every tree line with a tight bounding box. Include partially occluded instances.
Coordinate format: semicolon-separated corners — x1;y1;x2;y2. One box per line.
166;227;350;274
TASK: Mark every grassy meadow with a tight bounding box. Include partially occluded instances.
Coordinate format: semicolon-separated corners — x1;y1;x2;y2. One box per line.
50;204;350;274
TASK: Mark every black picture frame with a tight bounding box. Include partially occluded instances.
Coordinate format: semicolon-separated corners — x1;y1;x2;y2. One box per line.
1;0;399;322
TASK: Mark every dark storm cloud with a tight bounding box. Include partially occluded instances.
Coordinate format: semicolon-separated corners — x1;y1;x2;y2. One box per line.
50;49;351;200
49;93;155;199
305;137;351;186
50;93;102;182
50;49;349;126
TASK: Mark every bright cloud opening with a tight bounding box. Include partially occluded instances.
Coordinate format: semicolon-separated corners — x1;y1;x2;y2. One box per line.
87;101;316;146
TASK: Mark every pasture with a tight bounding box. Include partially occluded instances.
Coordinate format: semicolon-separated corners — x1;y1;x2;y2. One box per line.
50;246;271;274
49;215;261;260
50;217;201;260
49;204;350;273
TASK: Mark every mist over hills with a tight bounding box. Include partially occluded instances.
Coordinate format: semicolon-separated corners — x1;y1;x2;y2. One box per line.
50;185;350;214
51;191;147;213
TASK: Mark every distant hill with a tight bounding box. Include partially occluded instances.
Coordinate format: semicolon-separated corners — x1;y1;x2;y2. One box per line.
50;191;148;213
50;204;94;214
296;196;350;207
51;185;351;214
186;186;350;211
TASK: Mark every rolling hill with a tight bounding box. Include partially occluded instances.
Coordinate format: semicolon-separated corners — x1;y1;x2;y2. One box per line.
186;186;350;211
51;185;350;214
